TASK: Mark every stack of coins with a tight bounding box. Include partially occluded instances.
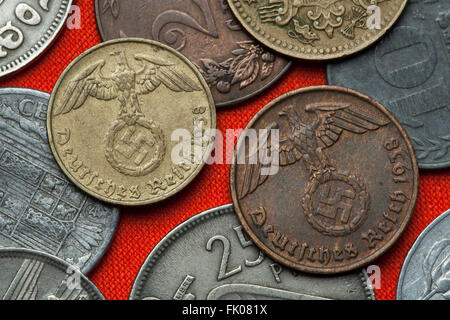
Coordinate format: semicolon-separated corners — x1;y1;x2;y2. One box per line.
0;0;448;300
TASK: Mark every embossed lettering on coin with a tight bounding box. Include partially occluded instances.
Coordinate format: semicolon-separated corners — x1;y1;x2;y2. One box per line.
397;208;450;300
130;204;375;300
327;0;450;169
47;39;216;206
95;0;291;107
0;248;104;300
0;88;119;273
230;86;418;274
0;0;73;78
226;0;407;60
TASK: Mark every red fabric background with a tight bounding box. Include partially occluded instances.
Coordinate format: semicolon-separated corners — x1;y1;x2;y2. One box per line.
1;0;449;300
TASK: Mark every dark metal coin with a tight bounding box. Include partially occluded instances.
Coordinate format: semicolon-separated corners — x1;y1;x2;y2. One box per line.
0;248;104;300
94;0;291;107
0;0;73;78
397;208;450;300
230;85;419;274
327;0;450;169
130;204;375;300
0;88;119;274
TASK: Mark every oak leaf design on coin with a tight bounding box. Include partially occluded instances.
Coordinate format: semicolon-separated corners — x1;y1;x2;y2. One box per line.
54;51;201;177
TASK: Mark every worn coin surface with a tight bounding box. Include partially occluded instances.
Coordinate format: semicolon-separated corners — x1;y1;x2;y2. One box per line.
0;248;104;300
95;0;291;107
230;86;419;274
47;38;216;206
327;0;450;169
130;204;375;300
0;0;73;78
397;209;450;300
0;88;119;273
226;0;406;60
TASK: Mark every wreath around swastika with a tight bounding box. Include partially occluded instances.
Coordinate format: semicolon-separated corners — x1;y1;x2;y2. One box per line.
105;118;166;177
301;172;370;237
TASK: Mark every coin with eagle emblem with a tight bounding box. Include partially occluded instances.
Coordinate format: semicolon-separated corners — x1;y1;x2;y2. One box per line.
226;0;407;60
47;38;216;206
230;86;418;274
130;204;375;300
94;0;291;107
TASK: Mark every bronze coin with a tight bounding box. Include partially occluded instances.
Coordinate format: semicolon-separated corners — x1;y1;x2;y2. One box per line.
230;85;418;274
226;0;407;61
95;0;291;107
47;38;216;206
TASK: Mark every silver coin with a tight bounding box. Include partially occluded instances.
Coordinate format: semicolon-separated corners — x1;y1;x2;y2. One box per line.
0;87;119;274
0;0;73;78
0;248;104;300
130;204;375;300
397;208;450;300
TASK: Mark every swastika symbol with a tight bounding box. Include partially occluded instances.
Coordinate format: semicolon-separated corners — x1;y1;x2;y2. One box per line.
114;127;155;165
316;184;356;224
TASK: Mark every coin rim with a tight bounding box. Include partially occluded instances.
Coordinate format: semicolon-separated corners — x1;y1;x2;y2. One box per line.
129;203;375;300
0;247;105;300
326;64;450;170
226;0;407;61
230;85;419;274
396;208;450;300
93;0;292;108
47;38;216;206
0;87;120;273
0;0;73;79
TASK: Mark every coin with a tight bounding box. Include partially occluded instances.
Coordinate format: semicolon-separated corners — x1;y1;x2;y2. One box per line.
0;248;104;300
130;204;375;300
0;88;119;273
230;85;419;274
327;0;450;169
397;209;450;300
47;38;216;206
94;0;291;107
0;0;73;78
226;0;407;60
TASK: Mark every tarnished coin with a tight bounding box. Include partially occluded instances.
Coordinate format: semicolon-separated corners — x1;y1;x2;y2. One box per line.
94;0;291;107
397;209;450;300
130;204;375;300
0;0;73;78
226;0;407;60
328;0;450;169
47;38;216;206
230;86;419;274
0;88;119;273
0;248;104;300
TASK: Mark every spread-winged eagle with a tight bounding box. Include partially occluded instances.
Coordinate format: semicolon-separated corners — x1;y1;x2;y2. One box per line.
54;51;201;124
237;103;389;199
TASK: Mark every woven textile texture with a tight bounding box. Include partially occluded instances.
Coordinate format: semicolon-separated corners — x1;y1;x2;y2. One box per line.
1;0;449;300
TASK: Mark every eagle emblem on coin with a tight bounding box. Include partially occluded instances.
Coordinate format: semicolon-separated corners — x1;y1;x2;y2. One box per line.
55;50;201;176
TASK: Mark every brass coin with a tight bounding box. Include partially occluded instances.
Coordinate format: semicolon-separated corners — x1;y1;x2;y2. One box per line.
226;0;407;60
48;38;216;206
230;86;419;274
94;0;291;107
